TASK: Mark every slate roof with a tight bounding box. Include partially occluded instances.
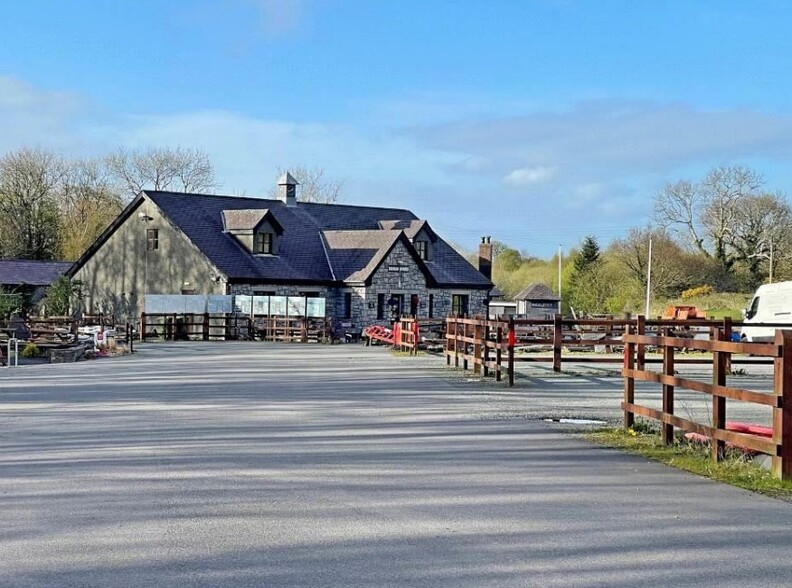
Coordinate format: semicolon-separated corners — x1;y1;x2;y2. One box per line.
0;259;72;287
378;219;436;240
322;230;403;283
514;283;560;301
70;190;492;288
222;209;268;231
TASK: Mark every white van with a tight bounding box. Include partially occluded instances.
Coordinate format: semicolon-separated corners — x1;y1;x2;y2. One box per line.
740;281;792;342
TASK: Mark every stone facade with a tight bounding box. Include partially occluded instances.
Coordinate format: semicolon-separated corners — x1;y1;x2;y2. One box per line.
228;241;487;337
72;194;490;335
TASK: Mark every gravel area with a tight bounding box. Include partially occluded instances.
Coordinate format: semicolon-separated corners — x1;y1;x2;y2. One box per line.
0;342;790;587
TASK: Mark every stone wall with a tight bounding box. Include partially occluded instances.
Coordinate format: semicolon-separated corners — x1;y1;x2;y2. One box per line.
227;241;487;338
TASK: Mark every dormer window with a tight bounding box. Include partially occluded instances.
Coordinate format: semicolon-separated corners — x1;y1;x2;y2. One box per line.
254;232;274;254
222;209;283;255
415;240;428;260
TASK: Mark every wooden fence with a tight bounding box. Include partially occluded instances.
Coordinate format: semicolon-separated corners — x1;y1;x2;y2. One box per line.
445;315;792;385
140;312;332;343
395;318;446;354
623;326;792;480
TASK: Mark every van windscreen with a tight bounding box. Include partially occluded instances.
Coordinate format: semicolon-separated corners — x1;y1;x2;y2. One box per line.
746;296;760;319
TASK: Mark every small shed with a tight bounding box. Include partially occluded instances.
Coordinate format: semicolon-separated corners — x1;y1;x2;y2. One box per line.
0;259;72;314
514;283;560;318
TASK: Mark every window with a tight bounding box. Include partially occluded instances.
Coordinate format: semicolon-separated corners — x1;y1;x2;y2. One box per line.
254;232;274;254
377;293;385;320
415;240;428;260
343;292;352;319
746;296;760;320
451;294;469;317
428;293;434;318
146;229;159;250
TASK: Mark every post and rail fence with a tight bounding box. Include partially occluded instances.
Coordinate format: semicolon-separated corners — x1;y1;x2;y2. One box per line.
139;312;332;343
443;313;792;480
444;314;792;384
623;325;792;480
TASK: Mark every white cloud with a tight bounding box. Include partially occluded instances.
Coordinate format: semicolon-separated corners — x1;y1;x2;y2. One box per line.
414;100;792;178
504;166;557;186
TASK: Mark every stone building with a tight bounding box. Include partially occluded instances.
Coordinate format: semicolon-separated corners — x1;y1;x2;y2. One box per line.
68;174;493;335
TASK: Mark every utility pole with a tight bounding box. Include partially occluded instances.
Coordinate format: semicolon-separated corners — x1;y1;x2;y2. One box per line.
645;237;653;318
770;241;774;284
557;244;562;303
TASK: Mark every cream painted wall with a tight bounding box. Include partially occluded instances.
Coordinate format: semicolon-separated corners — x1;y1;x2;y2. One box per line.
74;197;226;315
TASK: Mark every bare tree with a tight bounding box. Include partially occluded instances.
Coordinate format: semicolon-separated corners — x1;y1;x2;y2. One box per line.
269;165;343;204
0;148;65;260
700;166;763;267
106;146;216;200
58;158;124;261
655;166;769;269
654;180;708;256
729;192;792;286
610;227;689;297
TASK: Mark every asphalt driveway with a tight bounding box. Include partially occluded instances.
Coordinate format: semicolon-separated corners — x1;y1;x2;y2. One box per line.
1;343;791;587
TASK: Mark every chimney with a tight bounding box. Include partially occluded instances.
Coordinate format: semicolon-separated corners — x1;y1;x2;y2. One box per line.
478;236;492;280
277;172;299;206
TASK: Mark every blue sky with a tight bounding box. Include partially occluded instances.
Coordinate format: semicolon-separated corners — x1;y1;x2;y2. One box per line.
2;1;792;255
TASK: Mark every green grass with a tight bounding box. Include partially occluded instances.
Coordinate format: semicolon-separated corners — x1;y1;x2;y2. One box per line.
588;427;792;501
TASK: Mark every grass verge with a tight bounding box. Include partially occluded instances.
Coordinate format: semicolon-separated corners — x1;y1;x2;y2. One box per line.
588;427;792;501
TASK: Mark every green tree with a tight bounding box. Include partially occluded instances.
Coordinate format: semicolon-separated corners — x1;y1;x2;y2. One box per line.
574;236;600;273
41;276;83;316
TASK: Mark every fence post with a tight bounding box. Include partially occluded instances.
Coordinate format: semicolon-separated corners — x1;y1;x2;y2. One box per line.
483;321;490;377
140;312;146;341
507;316;515;387
623;323;635;428
462;321;468;371
454;319;460;368
636;315;646;371
712;326;726;462
446;318;451;365
553;313;562;373
473;320;482;375
723;317;733;374
495;324;503;382
773;329;792;479
662;327;675;445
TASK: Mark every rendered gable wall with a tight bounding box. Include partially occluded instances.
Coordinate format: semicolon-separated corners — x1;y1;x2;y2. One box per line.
73;198;225;315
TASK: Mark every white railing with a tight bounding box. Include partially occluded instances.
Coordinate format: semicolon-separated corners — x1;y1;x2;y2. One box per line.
5;338;19;367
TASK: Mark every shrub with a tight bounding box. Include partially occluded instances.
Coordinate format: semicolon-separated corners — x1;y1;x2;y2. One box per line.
681;285;715;300
22;343;41;358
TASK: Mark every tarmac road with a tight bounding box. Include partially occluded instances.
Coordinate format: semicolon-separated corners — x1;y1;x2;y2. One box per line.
1;343;791;587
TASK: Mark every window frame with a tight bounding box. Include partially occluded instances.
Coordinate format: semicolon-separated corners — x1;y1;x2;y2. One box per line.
146;228;159;251
415;240;428;260
451;294;469;317
254;232;274;254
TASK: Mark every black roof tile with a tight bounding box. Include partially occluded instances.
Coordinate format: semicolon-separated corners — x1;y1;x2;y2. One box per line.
140;191;490;288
